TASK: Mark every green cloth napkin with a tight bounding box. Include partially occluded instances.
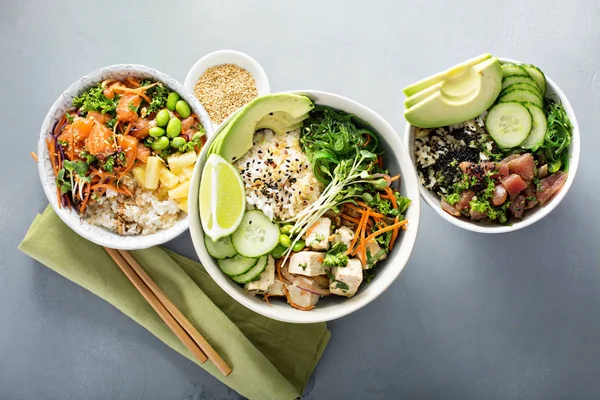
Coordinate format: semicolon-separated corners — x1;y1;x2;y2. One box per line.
19;207;330;400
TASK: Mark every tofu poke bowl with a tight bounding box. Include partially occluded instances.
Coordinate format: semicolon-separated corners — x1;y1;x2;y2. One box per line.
37;64;212;249
403;54;580;233
189;91;421;323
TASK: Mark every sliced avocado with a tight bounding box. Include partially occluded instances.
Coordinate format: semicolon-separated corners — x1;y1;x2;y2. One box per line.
404;81;443;109
263;111;309;127
404;57;502;128
403;53;492;96
255;111;309;135
218;94;314;163
256;117;304;136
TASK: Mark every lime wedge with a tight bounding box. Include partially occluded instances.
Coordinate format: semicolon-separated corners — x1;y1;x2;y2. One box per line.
199;154;246;241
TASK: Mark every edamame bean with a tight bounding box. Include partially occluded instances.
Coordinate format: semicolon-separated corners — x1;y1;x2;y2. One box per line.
155;109;170;127
292;240;305;252
175;100;191;118
151;136;169;151
166;117;182;138
166;92;180;111
271;244;287;259
149;127;165;138
280;225;294;235
279;234;292;248
170;137;186;148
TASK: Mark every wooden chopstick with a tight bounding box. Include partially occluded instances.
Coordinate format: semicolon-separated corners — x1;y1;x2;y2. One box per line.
104;247;232;376
115;249;232;376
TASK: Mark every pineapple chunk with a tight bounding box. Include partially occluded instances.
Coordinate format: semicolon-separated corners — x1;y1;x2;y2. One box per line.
132;167;146;186
167;151;197;173
178;164;195;180
159;167;179;189
177;198;189;213
168;180;191;199
144;156;162;190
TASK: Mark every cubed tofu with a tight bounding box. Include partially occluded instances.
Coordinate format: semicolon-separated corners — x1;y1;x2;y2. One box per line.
267;278;286;297
305;217;331;250
330;258;363;297
245;256;275;294
364;240;387;269
285;284;320;308
288;251;326;276
330;226;354;248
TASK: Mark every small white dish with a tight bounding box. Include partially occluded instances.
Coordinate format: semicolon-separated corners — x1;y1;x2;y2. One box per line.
37;64;213;250
404;57;581;234
188;90;422;323
184;50;270;128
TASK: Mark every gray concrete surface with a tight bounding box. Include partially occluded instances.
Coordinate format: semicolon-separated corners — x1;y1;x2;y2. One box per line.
1;0;599;399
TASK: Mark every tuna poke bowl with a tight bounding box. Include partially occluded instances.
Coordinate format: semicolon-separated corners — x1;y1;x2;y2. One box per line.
403;54;580;233
38;64;212;249
189;91;421;323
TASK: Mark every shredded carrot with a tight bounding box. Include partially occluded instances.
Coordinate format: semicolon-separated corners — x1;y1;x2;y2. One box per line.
390;174;400;182
363;134;371;146
282;285;316;311
54;114;67;137
276;257;285;284
30;151;38;162
384;187;398;209
55;185;62;209
263;293;273;306
364;219;408;244
125;77;140;87
138;92;151;103
79;183;91;213
389;217;400;251
47;139;57;175
347;208;368;253
340;214;361;224
377;155;383;168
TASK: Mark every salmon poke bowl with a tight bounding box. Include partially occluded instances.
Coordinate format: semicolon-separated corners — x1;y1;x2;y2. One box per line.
189;91;421;323
37;64;213;249
402;54;580;233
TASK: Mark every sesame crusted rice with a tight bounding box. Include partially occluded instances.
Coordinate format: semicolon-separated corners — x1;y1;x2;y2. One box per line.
234;129;323;221
414;113;500;196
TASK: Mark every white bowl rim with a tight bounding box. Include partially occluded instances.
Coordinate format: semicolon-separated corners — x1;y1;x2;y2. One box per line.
403;57;581;234
188;90;422;323
38;63;214;250
184;49;270;130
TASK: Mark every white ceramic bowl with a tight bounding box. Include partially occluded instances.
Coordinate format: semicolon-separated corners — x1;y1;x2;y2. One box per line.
37;64;213;250
188;90;421;323
404;58;581;234
184;50;270;129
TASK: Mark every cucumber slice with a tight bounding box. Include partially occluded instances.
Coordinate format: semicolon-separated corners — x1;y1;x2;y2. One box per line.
500;83;542;99
501;63;529;78
501;75;538;91
520;102;548;149
231;210;280;258
205;235;237;259
218;254;257;276
232;255;268;283
486;102;532;148
499;88;543;108
522;64;546;95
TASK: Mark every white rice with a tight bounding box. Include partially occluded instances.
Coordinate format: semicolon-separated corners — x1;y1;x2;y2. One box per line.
85;173;181;235
234;129;323;221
